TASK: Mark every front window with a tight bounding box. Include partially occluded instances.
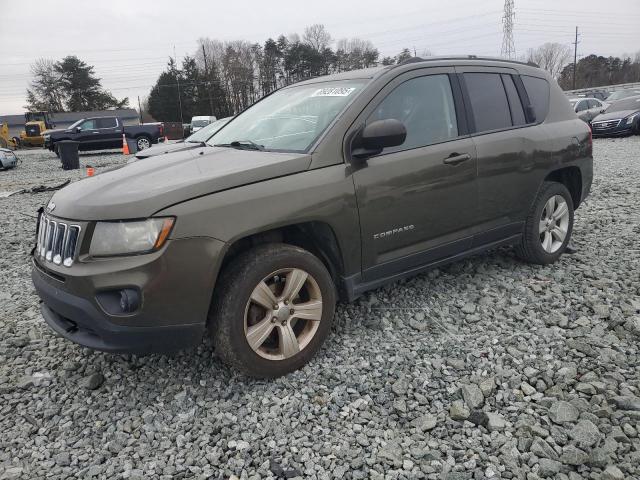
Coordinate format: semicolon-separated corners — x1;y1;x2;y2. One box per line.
606;97;640;113
208;80;366;152
68;119;85;129
606;90;640;102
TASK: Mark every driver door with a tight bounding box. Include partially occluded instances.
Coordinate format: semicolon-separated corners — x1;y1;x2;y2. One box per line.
75;119;99;147
349;69;479;281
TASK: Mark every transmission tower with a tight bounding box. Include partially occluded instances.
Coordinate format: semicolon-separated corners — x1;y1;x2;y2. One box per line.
501;0;516;59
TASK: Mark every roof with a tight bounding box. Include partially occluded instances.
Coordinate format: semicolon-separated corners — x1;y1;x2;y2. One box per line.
292;56;544;88
0;108;139;126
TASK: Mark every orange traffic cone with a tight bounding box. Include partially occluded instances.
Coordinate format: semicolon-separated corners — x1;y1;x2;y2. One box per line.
122;134;130;155
86;166;95;177
164;135;169;143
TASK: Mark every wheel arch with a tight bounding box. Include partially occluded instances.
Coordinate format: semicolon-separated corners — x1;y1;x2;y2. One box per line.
217;221;347;300
544;166;583;208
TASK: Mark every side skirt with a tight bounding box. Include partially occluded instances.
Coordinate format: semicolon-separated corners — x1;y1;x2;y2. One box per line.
341;234;522;301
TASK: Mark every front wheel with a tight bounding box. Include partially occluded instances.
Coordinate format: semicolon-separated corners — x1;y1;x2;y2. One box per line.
210;243;336;378
515;181;574;265
136;136;151;150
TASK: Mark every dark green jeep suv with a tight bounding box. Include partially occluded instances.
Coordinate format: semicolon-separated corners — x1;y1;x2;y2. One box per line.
32;57;592;377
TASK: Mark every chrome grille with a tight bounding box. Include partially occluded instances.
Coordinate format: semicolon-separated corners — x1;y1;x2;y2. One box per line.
36;214;81;267
592;119;621;130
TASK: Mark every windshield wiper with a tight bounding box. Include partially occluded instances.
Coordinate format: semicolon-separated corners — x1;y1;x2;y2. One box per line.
186;140;207;146
214;140;264;151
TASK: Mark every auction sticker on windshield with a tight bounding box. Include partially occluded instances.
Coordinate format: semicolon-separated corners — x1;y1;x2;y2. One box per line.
312;87;356;97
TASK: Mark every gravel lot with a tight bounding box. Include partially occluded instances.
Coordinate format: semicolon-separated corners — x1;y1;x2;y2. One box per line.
1;139;639;480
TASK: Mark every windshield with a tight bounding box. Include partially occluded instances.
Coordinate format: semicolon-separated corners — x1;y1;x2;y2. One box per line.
606;90;640;101
68;119;85;129
186;117;232;142
606;96;640;113
192;119;210;127
208;80;366;152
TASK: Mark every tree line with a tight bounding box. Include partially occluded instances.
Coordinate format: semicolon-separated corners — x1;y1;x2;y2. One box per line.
526;43;640;90
147;24;405;122
26;56;128;112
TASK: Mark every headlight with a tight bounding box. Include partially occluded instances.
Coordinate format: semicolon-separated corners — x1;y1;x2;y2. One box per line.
626;113;638;125
89;217;175;257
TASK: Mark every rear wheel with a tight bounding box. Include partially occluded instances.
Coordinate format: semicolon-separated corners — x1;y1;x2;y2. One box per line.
136;136;151;150
515;181;574;265
210;243;336;378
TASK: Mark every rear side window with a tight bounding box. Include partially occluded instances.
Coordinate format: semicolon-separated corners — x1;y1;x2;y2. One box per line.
501;74;526;126
463;73;512;132
97;118;117;128
587;99;599;109
522;75;550;122
368;74;459;151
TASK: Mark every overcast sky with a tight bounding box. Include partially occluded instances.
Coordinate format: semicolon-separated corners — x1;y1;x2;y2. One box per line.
1;0;639;114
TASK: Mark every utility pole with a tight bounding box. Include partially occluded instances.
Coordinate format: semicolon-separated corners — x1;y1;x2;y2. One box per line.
174;45;185;132
572;26;580;90
201;43;215;116
137;96;143;124
501;0;516;59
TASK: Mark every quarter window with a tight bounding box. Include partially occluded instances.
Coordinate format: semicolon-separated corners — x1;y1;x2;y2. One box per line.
463;73;512;132
501;74;526;126
368;74;458;152
522;75;550;122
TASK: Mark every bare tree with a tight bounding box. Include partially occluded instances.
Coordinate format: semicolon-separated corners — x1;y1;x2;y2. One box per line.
25;58;65;112
303;24;332;52
527;43;571;79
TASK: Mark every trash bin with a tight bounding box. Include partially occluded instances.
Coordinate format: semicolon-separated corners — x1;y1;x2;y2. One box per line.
58;140;80;170
126;137;138;154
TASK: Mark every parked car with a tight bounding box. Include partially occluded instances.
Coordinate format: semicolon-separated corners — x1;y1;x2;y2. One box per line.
190;116;216;133
135;117;232;160
0;148;18;170
44;117;164;154
32;57;592;378
591;96;640;137
569;97;608;124
605;89;640;102
567;89;609;101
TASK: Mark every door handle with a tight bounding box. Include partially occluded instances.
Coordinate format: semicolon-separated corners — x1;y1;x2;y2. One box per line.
443;153;471;165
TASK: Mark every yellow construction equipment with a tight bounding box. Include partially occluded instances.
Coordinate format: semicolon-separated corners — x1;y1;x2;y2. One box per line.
19;111;56;147
0;122;18;149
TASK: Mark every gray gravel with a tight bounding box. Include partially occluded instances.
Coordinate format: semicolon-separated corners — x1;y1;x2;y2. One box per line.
1;139;639;479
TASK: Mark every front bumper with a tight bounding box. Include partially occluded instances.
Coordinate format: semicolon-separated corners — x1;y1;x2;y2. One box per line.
32;236;226;354
591;124;634;137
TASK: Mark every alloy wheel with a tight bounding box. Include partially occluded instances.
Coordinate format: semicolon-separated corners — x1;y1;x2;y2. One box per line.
539;194;570;253
137;137;151;150
244;268;323;360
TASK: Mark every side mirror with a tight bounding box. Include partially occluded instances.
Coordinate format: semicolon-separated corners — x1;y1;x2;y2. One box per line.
352;119;407;160
75;127;82;132
600;109;605;114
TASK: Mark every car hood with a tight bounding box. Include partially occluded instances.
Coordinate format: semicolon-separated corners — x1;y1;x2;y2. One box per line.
593;109;638;122
134;141;194;159
42;128;67;135
50;147;312;221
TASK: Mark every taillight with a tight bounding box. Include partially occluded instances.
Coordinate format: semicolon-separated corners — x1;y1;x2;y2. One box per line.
159;124;164;136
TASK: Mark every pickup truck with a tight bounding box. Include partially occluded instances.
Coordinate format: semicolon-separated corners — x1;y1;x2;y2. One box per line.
44;117;163;154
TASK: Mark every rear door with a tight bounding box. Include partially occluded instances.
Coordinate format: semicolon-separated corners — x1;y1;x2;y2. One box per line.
457;68;550;245
349;68;479;281
96;117;121;149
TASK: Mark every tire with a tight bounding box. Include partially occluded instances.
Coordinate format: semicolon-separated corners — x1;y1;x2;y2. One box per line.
136;135;151;150
515;181;574;265
210;243;336;378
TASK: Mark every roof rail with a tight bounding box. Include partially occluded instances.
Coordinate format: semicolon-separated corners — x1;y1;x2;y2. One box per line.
396;55;540;68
